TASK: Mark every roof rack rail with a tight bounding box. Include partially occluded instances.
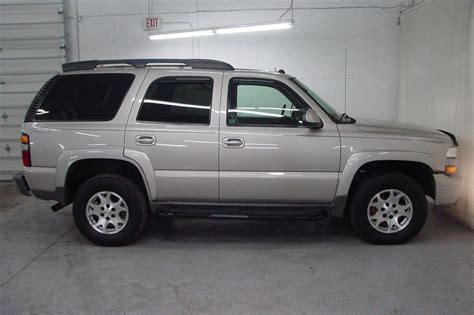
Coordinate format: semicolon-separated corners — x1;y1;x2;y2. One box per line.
62;59;234;72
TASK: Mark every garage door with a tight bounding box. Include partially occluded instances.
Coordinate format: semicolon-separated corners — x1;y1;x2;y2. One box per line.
0;0;65;181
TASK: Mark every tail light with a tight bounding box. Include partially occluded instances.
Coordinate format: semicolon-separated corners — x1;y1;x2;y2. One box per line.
20;133;31;167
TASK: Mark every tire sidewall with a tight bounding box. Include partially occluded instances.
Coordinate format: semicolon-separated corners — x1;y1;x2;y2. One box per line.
350;174;427;244
73;174;148;246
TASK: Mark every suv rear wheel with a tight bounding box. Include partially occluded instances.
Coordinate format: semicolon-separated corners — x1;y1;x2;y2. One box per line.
73;174;149;246
349;173;427;244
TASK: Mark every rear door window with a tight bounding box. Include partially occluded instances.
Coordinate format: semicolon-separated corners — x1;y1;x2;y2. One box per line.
137;77;213;125
34;74;134;121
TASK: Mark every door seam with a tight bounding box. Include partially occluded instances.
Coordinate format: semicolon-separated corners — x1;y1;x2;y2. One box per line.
217;71;226;202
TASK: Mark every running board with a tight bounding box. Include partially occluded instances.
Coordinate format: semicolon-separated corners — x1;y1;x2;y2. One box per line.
153;202;332;220
159;211;330;221
210;214;249;219
51;202;66;212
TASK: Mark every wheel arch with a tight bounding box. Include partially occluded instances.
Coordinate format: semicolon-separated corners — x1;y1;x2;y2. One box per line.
333;152;438;217
63;158;153;205
56;149;157;205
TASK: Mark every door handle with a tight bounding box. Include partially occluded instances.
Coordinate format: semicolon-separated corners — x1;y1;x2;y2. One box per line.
135;135;156;145
222;137;245;148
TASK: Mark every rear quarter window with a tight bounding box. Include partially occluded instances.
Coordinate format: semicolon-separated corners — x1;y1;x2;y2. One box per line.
32;73;135;121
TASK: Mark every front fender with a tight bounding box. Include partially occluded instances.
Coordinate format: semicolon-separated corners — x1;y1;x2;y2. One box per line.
332;150;440;217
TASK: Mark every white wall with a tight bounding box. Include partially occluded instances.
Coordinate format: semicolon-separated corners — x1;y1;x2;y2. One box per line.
399;0;474;228
63;0;406;120
0;1;65;180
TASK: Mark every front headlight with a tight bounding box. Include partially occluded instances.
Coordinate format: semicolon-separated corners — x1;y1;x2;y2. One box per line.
447;147;457;159
445;147;458;175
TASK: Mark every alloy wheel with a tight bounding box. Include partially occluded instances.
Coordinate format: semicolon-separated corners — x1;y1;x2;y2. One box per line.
367;189;413;234
86;191;129;234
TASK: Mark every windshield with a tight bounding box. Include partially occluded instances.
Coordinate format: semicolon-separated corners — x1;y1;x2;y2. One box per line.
290;78;342;121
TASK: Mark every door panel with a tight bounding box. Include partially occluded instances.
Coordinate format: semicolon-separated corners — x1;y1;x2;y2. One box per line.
218;73;340;203
220;171;338;202
155;170;218;201
125;70;222;201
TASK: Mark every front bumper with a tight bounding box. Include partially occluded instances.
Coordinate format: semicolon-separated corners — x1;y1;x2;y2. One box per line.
434;173;463;209
13;172;31;196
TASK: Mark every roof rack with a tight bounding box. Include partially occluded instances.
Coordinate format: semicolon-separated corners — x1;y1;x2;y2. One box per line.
62;59;234;72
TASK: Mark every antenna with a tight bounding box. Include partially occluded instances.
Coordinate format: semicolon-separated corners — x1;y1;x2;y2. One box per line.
344;47;348;113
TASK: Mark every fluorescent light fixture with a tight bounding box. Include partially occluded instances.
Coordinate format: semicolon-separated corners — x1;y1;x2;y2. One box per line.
215;21;293;34
148;20;293;40
148;29;215;40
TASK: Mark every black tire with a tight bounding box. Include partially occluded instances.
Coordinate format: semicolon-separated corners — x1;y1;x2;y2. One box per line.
349;173;427;244
73;174;149;246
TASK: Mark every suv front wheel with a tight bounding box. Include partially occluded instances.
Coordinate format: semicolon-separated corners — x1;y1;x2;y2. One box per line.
73;174;149;246
349;173;428;244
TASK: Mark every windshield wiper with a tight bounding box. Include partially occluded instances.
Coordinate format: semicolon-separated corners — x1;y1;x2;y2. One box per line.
338;113;356;123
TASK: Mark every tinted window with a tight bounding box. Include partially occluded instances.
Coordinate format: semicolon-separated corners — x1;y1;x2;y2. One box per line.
34;74;134;121
290;78;342;122
227;79;307;127
137;77;213;124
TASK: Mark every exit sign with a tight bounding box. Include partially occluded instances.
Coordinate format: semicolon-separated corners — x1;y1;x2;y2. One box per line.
144;17;160;30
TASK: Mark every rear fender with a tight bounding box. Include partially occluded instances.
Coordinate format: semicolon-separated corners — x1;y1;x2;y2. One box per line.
56;148;157;201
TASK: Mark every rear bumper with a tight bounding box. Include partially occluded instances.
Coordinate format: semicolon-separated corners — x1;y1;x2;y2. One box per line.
13;172;31;196
434;173;463;209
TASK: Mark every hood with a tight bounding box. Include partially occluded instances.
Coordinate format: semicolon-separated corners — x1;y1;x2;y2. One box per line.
353;118;451;143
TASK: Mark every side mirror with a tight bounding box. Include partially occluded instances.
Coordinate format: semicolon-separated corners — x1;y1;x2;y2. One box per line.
303;108;323;128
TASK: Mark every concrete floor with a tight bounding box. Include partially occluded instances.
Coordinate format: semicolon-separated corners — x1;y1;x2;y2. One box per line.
0;183;473;314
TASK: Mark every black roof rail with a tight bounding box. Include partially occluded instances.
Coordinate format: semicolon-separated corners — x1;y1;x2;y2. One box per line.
62;59;234;72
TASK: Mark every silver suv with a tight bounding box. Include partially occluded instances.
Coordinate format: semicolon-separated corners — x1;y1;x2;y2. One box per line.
13;59;462;246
